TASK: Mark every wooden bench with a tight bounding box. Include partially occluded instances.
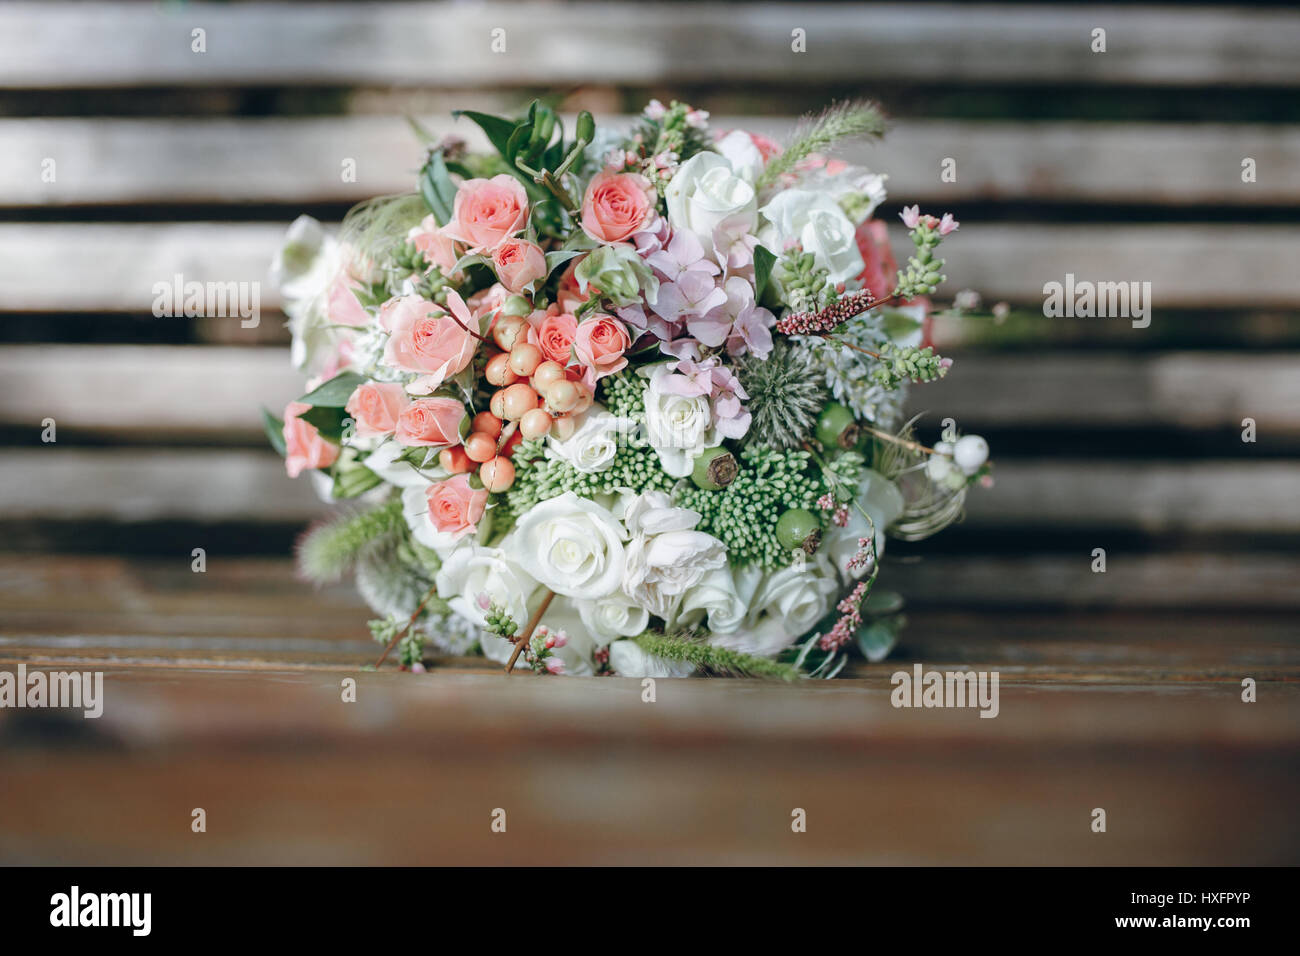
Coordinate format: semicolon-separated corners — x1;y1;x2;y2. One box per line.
0;1;1297;865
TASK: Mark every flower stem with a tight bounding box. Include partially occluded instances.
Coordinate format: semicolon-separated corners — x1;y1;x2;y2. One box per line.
859;424;938;456
374;582;440;669
505;588;556;674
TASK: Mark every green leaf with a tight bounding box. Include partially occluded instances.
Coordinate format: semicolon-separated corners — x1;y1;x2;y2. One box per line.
419;151;458;226
261;407;286;457
451;252;488;274
297;370;366;407
856;621;900;663
753;245;777;300
544;249;584;276
332;462;384;499
299;405;350;442
452;110;518;159
881;308;923;341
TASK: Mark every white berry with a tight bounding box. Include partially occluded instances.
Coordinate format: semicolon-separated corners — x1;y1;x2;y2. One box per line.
954;435;989;475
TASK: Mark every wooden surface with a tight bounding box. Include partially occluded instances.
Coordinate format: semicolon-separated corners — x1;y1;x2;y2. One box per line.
2;555;1297;866
1;1;1298;864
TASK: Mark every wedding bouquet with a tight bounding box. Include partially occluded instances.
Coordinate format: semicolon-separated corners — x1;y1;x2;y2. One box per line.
267;99;992;679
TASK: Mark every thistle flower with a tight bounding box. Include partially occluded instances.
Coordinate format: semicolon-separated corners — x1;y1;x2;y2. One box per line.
735;341;828;449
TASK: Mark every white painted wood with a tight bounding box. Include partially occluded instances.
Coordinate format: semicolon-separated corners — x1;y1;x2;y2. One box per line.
2;3;1297;88
4;222;1297;312
5;118;1299;207
3;347;1296;434
2;449;1295;533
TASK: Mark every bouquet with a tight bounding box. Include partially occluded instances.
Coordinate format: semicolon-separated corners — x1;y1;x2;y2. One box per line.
267;99;992;679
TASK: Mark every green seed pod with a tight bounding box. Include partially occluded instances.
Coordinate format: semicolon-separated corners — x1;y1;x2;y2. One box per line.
776;507;821;554
691;447;738;490
815;402;860;450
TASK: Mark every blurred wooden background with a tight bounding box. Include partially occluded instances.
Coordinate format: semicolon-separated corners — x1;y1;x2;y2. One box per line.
0;1;1297;865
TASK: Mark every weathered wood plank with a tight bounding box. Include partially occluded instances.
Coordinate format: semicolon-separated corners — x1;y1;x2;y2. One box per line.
6;117;1298;207
4;346;1296;437
2;2;1297;88
0;449;1295;533
4;223;1298;311
0;667;1296;865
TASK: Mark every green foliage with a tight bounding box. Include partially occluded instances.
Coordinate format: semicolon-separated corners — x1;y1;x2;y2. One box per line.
676;445;825;568
633;633;801;681
261;407;286;457
338;193;428;274
870;343;950;388
418;150;458;226
296;498;405;583
736;341;827;449
506;434;674;517
297;371;366;407
598;370;647;418
756;100;886;191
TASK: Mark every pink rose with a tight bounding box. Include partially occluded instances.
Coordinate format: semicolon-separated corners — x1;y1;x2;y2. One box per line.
581;170;655;244
328;275;370;327
345;382;409;439
573;314;631;380
425;474;487;540
407;214;460;275
527;305;579;365
468;282;509;321
379;290;480;394
492;237;547;294
442;175;528;253
282;401;339;478
554;259;593;313
395;397;467;447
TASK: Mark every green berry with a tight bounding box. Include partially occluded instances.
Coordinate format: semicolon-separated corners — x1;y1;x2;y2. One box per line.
502;294;532;317
691;447;738;490
776;507;821;554
815;402;860;450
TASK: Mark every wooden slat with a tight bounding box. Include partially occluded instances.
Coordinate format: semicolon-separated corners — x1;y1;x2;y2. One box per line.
6;557;1299;645
4;346;1297;436
1;664;1296;865
2;2;1298;88
7;117;1300;207
5;223;1299;311
1;448;1296;533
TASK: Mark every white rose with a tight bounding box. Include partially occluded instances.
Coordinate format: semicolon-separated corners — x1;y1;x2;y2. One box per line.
665;152;758;249
714;130;765;183
672;565;748;635
434;538;539;634
760;189;865;286
608;639;696;678
823;469;904;584
709;554;838;657
642;365;717;477
546;406;634;474
512;491;627;600
620;491;727;619
577;594;650;643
